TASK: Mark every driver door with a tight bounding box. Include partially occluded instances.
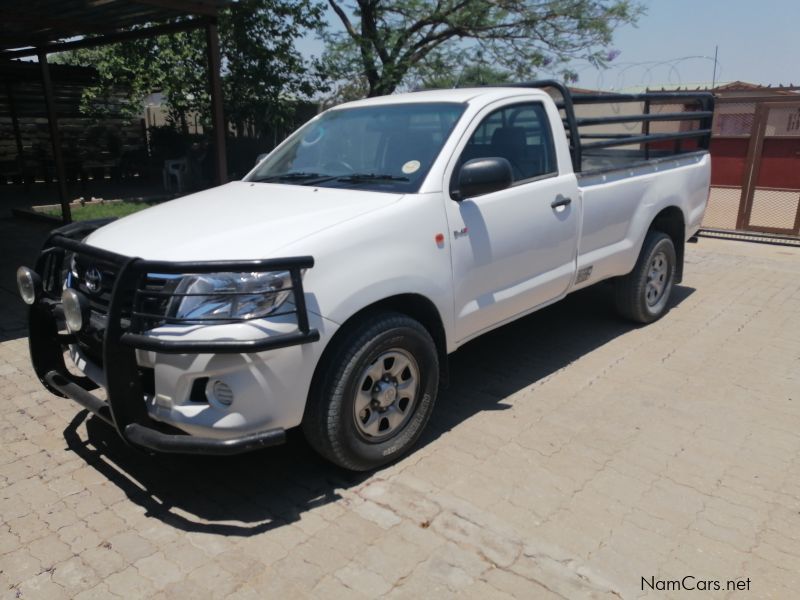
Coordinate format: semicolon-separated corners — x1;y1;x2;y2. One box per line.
445;100;580;342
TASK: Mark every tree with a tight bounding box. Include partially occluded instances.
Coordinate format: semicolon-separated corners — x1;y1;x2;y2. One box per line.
53;0;327;137
324;0;642;98
220;1;328;137
419;62;513;90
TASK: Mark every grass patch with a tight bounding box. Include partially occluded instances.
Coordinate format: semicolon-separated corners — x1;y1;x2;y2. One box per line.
41;200;158;221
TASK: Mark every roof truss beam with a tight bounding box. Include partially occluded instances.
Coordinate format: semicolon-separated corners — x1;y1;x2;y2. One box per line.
1;17;213;59
0;10;92;36
132;0;218;17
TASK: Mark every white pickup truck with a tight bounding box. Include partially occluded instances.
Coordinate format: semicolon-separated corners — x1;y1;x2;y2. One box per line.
18;81;713;470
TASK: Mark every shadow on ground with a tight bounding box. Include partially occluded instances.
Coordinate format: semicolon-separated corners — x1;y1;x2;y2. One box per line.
61;283;694;536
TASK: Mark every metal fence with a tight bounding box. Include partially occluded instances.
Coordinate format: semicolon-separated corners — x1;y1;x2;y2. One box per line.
703;97;800;237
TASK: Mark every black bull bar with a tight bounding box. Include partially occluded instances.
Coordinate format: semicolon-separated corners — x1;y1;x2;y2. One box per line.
26;220;319;455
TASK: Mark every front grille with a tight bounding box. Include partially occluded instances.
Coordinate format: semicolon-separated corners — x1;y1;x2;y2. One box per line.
134;274;176;330
67;253;119;367
65;255;169;366
70;254;119;314
76;325;105;366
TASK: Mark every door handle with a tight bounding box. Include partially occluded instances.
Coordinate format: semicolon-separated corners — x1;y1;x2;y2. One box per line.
551;196;572;209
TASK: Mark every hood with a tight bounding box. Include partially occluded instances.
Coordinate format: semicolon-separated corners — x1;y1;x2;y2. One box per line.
84;181;402;260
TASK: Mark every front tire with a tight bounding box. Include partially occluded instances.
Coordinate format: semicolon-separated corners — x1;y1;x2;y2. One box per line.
303;311;439;471
615;230;677;323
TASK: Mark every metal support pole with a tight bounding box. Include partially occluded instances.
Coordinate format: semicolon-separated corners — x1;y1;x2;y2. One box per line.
643;99;651;160
711;45;719;90
205;21;227;185
38;50;71;222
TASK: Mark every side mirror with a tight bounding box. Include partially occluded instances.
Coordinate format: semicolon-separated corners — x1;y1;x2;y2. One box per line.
454;157;513;200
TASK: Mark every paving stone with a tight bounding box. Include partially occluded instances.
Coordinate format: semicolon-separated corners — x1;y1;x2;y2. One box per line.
16;571;70;600
79;544;127;580
104;566;158;600
49;556;97;593
353;499;403;530
0;549;42;585
312;574;372;599
481;566;562;599
27;534;73;566
72;582;120;600
334;562;394;597
105;532;156;563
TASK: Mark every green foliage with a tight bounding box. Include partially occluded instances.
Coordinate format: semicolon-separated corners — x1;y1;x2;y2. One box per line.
324;0;643;98
221;0;328;133
420;63;513;90
42;201;158;221
52;0;327;136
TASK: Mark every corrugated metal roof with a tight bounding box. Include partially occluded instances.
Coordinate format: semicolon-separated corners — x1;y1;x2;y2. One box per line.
0;0;228;53
613;81;800;95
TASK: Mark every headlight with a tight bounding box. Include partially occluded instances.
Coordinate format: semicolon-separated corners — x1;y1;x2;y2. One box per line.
16;267;41;305
62;288;90;332
170;271;293;322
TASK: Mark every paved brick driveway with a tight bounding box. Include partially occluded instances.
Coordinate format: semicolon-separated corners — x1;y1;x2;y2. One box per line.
1;235;798;599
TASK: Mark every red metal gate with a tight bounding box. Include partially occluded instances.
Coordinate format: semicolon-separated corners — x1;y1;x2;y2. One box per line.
704;97;800;237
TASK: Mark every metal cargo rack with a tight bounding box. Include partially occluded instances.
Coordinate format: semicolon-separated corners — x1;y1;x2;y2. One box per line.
505;80;715;173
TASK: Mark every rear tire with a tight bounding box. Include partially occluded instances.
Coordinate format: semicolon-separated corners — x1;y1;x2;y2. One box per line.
615;231;677;323
303;311;439;471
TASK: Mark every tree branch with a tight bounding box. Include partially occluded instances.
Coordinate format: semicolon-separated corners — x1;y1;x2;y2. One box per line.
329;0;382;91
327;0;357;38
358;0;390;65
389;0;474;61
329;0;641;96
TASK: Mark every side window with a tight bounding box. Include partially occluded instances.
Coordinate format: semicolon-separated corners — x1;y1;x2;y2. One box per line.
458;102;557;183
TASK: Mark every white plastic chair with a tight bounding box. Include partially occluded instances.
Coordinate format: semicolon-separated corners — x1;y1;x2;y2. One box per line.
162;158;189;193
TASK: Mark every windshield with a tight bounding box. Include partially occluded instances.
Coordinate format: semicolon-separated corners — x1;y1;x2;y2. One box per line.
246;102;466;193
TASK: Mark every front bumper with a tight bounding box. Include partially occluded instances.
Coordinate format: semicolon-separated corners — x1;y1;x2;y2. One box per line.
43;370;287;455
26;220;319;455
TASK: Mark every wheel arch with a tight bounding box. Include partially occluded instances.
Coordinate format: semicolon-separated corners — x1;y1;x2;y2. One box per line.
647;205;686;283
311;293;449;395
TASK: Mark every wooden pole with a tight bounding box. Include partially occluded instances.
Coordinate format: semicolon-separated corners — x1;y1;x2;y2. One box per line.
38;50;71;223
6;81;28;189
6;82;24;162
205;21;227;185
736;103;769;231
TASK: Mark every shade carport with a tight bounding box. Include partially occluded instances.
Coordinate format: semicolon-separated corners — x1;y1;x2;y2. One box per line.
0;0;231;222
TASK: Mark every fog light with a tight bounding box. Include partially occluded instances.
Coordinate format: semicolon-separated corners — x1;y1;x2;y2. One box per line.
16;267;41;305
62;289;90;332
207;379;234;406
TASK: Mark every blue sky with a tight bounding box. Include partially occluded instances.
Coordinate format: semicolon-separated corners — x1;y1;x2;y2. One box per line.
298;0;799;90
584;0;799;89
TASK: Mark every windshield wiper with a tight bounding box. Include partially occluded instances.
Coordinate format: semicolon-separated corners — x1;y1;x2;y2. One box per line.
336;173;410;183
252;172;410;186
250;172;329;183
